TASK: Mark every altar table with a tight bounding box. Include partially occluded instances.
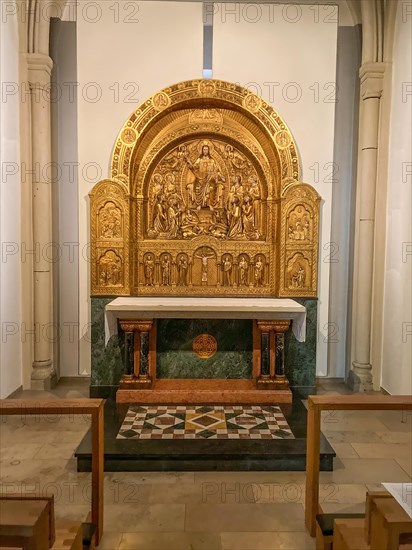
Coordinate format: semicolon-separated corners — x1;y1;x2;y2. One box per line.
105;297;306;404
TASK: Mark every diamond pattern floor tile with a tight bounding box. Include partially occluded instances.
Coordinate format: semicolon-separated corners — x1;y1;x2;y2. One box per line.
117;405;294;440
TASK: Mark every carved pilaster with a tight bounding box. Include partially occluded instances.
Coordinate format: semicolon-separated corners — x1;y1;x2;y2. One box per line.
119;319;154;388
256;320;290;389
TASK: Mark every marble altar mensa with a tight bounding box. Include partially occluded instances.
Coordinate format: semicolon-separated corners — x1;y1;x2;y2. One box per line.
105;297;306;344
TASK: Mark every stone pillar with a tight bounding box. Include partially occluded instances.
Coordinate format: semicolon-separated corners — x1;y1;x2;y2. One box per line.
28;54;55;389
119;319;154;388
256;320;290;389
349;62;385;391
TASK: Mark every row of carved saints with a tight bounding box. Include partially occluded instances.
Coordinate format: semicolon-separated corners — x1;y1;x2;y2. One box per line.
142;250;266;288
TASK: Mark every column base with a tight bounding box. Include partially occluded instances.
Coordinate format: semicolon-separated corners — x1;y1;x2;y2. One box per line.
119;374;153;390
256;375;290;391
31;371;57;390
348;363;373;392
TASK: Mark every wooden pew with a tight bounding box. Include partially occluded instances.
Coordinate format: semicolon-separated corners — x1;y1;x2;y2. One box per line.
333;495;412;550
304;394;412;537
0;399;104;546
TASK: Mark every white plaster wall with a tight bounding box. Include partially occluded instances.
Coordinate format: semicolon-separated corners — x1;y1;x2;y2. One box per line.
213;3;338;375
77;1;204;373
381;5;412;394
0;2;23;397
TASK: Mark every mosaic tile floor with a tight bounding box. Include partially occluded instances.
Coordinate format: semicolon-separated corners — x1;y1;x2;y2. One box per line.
117;405;295;440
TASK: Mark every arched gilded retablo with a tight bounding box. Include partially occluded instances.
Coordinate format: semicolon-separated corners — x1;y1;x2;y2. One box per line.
89;79;320;298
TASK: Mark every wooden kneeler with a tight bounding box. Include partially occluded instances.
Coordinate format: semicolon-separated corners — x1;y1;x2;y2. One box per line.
316;513;365;550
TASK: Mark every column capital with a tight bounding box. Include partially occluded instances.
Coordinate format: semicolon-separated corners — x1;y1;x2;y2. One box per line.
359;62;387;100
27;53;53;88
257;320;290;333
119;319;153;333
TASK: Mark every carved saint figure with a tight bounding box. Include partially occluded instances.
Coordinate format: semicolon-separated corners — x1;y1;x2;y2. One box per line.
144;254;155;286
151;173;164;205
227;196;243;239
185;143;222;209
152;194;168;234
238;256;249;286
161;255;171;285
222;255;232;286
254;256;264;287
195;247;214;283
165;197;180;238
227;175;244;211
177;255;188;286
248;175;261;229
289;208;310;241
292;264;306;288
212;176;225;209
242;195;255;236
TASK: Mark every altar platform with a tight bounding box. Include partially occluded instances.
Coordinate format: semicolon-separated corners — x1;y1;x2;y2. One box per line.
75;395;335;472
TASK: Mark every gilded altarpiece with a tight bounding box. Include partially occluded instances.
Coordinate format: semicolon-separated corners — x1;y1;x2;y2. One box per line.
89;79;321;299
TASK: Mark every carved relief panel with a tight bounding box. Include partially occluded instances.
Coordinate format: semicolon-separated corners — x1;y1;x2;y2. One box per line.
145;139;265;243
90;180;130;296
279;184;320;297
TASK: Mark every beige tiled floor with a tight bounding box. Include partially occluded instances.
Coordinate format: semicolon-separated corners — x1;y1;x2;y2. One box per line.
0;380;410;550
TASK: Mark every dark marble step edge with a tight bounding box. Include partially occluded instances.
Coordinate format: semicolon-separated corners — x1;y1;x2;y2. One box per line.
75;437;335;458
77;457;334;473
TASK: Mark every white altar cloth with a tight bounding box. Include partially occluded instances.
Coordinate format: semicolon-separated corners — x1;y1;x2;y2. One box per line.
104;297;306;345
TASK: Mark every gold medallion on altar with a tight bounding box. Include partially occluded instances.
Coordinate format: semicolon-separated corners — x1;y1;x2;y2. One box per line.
192;334;218;359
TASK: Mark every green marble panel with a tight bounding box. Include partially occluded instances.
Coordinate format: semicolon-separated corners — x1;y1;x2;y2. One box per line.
284;298;317;388
91;297;125;386
156;319;253;379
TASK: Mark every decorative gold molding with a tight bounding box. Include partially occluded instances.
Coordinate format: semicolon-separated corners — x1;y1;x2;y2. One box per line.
110;79;300;185
119;320;153;333
256;320;290;333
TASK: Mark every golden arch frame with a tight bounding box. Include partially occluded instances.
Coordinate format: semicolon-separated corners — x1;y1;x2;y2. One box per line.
110;79;301;194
